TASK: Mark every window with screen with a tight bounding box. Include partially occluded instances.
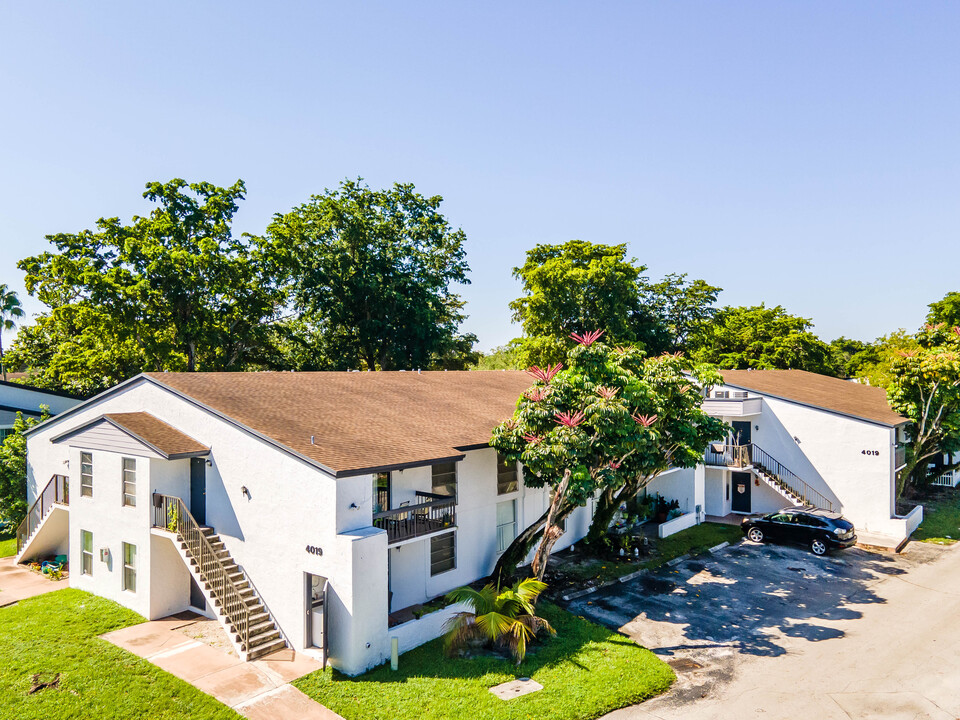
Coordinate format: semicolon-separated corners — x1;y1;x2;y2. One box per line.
431;462;457;499
496;453;518;495
430;532;456;575
496;500;517;553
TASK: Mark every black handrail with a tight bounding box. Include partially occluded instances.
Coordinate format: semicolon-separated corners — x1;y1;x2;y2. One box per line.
17;474;68;555
702;442;834;511
748;443;834;512
152;493;250;653
373;492;456;544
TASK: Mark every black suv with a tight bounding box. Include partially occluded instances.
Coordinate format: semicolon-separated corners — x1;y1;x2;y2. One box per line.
741;508;856;556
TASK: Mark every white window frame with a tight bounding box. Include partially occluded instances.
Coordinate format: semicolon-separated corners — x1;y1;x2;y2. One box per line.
122;542;137;593
80;530;93;576
80;452;93;498
496;453;519;496
122;457;137;507
496;499;517;554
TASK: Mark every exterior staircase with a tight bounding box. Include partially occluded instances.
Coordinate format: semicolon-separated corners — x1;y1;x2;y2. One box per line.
154;494;287;661
706;443;835;512
15;474;69;563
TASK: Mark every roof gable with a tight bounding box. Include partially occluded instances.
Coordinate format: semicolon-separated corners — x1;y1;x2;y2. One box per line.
719;369;907;427
52;412;210;459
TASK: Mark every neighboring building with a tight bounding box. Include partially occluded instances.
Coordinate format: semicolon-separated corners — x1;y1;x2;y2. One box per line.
18;367;916;676
645;369;918;545
0;376;81;441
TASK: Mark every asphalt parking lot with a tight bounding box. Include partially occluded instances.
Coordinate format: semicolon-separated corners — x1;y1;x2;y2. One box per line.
564;536;950;716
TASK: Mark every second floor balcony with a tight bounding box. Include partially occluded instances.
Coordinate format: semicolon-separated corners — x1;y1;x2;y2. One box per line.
373;491;456;545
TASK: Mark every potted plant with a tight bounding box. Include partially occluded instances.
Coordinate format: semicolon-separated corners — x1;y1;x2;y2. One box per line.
655;495;670;523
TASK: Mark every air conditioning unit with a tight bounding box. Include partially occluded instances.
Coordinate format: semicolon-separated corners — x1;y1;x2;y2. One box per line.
732;391;748;399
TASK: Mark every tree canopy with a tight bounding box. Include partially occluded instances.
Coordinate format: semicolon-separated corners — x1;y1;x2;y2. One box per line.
509;240;720;366
689;304;838;375
489;332;726;581
262;180;477;371
887;323;960;493
927;291;960;329
11;179;282;395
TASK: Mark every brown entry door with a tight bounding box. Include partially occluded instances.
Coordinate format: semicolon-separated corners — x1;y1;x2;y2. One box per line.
731;471;752;513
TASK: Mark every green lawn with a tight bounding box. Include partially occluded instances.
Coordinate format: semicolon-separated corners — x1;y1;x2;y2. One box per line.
562;522;744;585
0;589;241;720
913;490;960;545
0;535;15;558
294;603;674;720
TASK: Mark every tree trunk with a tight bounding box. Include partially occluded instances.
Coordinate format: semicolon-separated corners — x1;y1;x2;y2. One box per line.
491;507;550;587
586;486;621;545
532;470;571;580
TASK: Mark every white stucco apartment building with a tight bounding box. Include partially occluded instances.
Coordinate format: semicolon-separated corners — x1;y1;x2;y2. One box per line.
17;367;915;675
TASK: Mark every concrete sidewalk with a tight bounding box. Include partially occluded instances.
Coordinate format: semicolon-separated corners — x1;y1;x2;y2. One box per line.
0;556;66;606
102;616;342;720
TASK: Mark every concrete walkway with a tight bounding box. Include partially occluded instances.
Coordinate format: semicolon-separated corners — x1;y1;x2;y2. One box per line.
102;616;342;720
604;541;960;720
0;556;67;606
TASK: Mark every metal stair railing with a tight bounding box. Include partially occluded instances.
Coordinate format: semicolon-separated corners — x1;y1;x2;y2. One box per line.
152;493;250;652
16;474;69;555
748;443;834;511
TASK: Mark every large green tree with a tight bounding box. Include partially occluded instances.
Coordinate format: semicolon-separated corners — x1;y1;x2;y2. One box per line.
0;285;25;382
0;409;49;526
887;324;960;494
489;332;726;582
262;180;477;371
11;179;282;394
927;291;960;329
689;304;838;375
509;241;720;366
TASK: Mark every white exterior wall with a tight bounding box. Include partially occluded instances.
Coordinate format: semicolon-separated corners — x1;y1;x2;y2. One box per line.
26;379;389;675
384;447;592;617
644;467;698;514
0;382;80;425
708;384;903;537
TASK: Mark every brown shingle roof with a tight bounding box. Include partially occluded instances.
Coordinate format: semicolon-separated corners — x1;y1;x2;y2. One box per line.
101;412;210;458
719;369;907;427
144;371;531;477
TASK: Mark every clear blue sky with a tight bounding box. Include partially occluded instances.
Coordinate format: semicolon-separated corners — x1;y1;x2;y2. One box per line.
2;2;958;352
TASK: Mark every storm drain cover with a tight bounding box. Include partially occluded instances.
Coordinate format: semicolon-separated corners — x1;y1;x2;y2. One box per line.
668;658;704;672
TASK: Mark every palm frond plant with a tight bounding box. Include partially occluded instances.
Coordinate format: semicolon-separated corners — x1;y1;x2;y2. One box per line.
442;577;554;665
0;284;25;382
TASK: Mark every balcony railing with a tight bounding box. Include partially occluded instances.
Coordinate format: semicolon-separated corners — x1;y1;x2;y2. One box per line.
373;491;456;544
17;474;68;555
704;443;752;468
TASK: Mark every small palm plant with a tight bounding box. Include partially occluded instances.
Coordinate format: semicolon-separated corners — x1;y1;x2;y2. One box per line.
443;578;554;665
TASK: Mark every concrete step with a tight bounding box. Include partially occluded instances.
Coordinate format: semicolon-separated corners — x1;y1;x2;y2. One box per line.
246;638;287;661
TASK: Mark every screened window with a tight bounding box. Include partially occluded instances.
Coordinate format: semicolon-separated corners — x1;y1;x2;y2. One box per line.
80;452;93;497
122;458;136;507
430;532;456;575
431;462;457;499
80;530;93;576
496;453;518;495
496;500;517;553
122;542;137;592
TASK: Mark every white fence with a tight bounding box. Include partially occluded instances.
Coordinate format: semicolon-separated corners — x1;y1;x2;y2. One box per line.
931;470;960;488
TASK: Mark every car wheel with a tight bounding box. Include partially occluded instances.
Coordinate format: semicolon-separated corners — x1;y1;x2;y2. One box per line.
811;539;828;556
748;527;764;543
